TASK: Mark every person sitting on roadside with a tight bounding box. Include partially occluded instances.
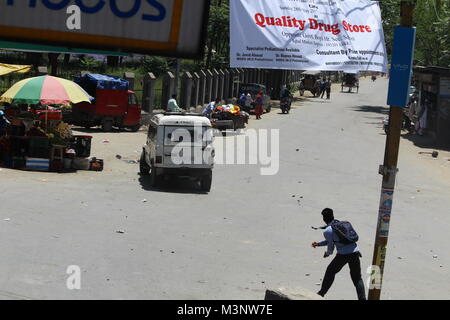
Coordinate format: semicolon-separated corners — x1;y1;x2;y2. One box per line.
167;94;184;113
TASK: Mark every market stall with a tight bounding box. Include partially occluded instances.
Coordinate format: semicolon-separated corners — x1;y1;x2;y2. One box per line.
0;75;103;172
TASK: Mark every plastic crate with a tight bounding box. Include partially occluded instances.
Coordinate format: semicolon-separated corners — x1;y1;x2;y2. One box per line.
25;157;49;171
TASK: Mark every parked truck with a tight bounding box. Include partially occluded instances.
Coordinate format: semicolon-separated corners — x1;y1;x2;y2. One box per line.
69;74;141;132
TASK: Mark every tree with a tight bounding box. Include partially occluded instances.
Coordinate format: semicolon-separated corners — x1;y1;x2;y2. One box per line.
205;0;230;69
379;0;400;56
141;56;169;77
413;0;450;66
380;0;450;67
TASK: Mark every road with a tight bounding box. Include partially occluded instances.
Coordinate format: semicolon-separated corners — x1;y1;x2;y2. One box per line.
1;77;449;300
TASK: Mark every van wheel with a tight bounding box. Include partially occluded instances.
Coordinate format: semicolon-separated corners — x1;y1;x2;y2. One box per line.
200;171;212;192
139;151;150;175
102;119;113;132
149;162;160;187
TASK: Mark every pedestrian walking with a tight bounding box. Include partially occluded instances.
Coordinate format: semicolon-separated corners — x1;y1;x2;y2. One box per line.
254;89;264;120
311;208;366;300
245;93;253;111
239;92;246;107
320;77;327;98
325;78;332;99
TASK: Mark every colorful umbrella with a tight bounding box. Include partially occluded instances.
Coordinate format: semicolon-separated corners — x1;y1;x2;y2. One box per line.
0;75;92;105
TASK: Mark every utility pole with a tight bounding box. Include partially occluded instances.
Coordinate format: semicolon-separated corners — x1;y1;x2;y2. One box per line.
368;0;415;300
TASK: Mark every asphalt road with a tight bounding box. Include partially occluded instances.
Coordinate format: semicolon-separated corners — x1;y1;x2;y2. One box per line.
1;77;449;300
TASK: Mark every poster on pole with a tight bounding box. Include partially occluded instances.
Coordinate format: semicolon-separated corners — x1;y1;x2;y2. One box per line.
230;0;388;72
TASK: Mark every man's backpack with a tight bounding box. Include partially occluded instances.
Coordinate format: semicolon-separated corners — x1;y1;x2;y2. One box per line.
330;220;359;244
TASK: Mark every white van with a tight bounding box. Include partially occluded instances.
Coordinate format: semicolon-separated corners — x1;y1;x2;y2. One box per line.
140;113;215;191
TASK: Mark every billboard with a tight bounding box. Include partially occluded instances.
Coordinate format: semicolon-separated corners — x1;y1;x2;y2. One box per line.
230;0;388;72
0;0;210;58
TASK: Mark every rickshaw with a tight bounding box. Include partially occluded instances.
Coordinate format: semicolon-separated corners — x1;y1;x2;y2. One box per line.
341;72;359;93
299;71;322;96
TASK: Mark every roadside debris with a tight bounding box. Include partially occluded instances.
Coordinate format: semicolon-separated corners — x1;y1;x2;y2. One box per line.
419;151;439;158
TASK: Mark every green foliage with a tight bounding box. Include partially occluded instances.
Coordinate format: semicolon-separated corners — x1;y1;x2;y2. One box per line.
380;0;450;67
413;0;450;66
205;0;230;69
140;56;169;77
79;56;101;71
379;0;400;55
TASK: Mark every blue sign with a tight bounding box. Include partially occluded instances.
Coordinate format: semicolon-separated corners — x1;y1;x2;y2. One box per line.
387;26;416;107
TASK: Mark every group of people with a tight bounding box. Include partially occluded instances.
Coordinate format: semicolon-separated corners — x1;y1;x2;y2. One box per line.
238;89;265;119
315;77;332;99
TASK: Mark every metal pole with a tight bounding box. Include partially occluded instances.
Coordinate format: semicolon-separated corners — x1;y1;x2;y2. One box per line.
368;1;415;301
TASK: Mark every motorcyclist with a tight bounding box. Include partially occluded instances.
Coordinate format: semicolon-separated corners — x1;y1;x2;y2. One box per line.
280;85;292;113
280;85;292;101
0;110;11;137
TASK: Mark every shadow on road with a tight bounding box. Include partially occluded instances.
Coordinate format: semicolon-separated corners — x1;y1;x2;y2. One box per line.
352;105;389;115
138;173;208;195
401;132;450;152
72;127;143;134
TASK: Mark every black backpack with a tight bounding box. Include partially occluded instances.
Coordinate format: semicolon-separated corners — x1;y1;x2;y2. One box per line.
330;220;359;244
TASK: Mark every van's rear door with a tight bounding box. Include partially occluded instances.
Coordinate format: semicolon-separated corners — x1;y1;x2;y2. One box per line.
163;126;206;167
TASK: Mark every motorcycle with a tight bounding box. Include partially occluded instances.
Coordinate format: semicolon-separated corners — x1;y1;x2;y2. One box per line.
383;111;414;135
371;75;377;82
280;96;292;114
